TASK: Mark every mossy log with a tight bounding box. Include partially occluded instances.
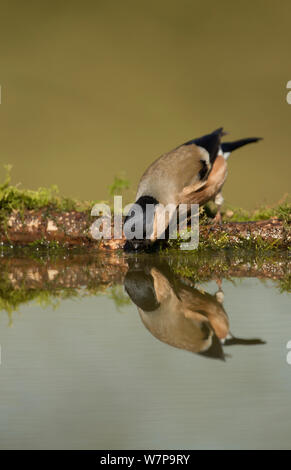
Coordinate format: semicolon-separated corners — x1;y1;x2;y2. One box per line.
1;251;289;321
1;254;128;290
0;252;289;293
0;209;290;250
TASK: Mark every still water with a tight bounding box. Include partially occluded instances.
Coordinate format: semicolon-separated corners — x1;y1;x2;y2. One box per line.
0;251;290;449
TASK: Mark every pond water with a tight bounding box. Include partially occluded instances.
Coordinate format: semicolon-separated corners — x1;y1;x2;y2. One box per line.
0;250;290;449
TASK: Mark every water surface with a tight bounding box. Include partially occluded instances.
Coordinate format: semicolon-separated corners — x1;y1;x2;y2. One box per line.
0;251;290;449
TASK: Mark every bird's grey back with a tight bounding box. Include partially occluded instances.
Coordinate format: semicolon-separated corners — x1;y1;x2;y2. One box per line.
136;143;208;205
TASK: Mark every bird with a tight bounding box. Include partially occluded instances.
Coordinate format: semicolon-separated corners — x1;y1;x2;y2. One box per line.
124;128;262;251
124;258;265;360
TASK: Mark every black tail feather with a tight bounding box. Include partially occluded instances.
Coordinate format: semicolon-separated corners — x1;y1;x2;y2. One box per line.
224;336;266;346
185;127;225;165
221;137;262;154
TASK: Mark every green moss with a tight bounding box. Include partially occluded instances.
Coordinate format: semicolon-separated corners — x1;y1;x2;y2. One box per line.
0;279;130;324
205;195;291;224
0;272;80;325
166;248;290;289
107;285;131;311
0;247;289;323
277;275;291;294
108;174;130;197
0;165;98;228
0;268;110;324
167;229;285;254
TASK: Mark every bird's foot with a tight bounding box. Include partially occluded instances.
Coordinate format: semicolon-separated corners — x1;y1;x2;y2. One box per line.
212;212;222;224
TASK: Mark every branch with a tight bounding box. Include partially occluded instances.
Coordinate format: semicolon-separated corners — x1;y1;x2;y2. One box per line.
0;209;290;250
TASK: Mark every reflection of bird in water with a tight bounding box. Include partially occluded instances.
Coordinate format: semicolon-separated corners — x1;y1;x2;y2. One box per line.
124;258;265;360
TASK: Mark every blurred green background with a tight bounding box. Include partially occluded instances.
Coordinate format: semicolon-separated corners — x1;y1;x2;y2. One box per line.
0;0;290;208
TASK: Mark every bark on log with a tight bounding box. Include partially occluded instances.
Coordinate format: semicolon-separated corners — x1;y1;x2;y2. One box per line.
0;209;290;250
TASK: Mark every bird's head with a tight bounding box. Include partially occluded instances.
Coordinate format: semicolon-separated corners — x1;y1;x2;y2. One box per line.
123;196;160;252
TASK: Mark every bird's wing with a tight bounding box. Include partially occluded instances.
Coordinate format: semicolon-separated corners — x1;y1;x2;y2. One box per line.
178;153;228;205
136;143;210;205
180;288;229;340
136;128;224;206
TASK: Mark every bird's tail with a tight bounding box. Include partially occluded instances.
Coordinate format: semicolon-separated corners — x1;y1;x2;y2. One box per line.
195;127;225;165
221;137;262;154
224;334;266;346
185;127;226;165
